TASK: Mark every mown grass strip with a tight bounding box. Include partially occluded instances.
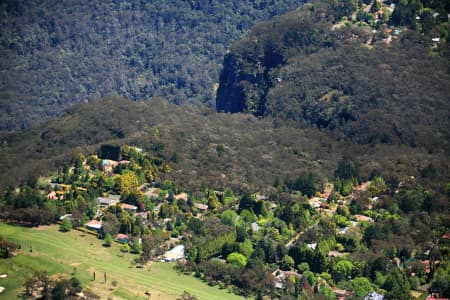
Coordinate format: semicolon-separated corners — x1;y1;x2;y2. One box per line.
0;223;243;300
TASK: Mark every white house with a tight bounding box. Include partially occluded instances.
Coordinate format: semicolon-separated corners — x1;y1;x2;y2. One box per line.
163;245;185;262
365;291;384;300
307;242;317;250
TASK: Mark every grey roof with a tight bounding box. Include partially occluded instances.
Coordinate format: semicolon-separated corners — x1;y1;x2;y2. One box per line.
98;195;120;205
364;292;384;300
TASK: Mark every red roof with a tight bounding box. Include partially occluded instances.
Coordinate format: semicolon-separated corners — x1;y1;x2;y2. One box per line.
85;220;102;229
332;288;348;296
86;220;101;226
321;192;331;199
355;214;373;222
120;203;137;210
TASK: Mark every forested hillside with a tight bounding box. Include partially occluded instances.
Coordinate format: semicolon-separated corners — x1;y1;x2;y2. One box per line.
216;0;450;150
0;97;448;195
0;0;303;132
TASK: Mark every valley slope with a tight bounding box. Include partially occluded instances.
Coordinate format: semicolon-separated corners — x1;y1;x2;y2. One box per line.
216;1;450;150
0;97;447;195
0;0;303;132
1;0;449;194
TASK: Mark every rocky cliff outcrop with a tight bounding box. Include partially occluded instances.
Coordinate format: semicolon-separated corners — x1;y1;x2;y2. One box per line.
216;3;337;116
215;2;450;149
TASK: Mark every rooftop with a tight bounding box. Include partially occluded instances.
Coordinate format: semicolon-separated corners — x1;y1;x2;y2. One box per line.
98;195;120;206
164;245;185;261
174;193;188;201
85;220;102;230
355;214;374;222
120;203;138;211
194;203;208;210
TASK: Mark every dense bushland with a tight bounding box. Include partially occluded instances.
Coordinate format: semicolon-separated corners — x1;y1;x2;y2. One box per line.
0;0;304;132
0;97;448;196
216;0;450;150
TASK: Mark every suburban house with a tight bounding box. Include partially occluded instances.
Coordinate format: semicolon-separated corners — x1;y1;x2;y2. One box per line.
194;203;208;213
101;159;119;174
364;291;384;300
47;191;63;200
135;212;149;223
328;250;345;258
355;215;374;222
115;234;130;244
309;197;322;208
333;288;349;300
85;220;102;231
174;193;188;201
163;245;185;262
120;203;138;213
307;242;317;250
274;271;301;288
98;195;120;208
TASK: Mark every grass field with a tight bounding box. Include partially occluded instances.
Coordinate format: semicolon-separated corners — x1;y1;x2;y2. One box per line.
0;223;244;300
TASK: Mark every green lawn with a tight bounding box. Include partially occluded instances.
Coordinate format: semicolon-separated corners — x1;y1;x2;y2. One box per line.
0;223;244;300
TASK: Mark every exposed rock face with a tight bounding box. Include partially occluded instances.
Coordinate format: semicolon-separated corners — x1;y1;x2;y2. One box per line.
216;54;248;114
216;51;280;115
215;3;450;149
215;5;334;116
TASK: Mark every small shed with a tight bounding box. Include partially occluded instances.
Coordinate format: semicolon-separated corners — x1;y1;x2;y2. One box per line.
307;242;317;250
86;220;102;231
365;291;384;300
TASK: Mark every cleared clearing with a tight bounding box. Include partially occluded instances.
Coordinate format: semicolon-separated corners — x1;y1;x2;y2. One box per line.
0;223;244;300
